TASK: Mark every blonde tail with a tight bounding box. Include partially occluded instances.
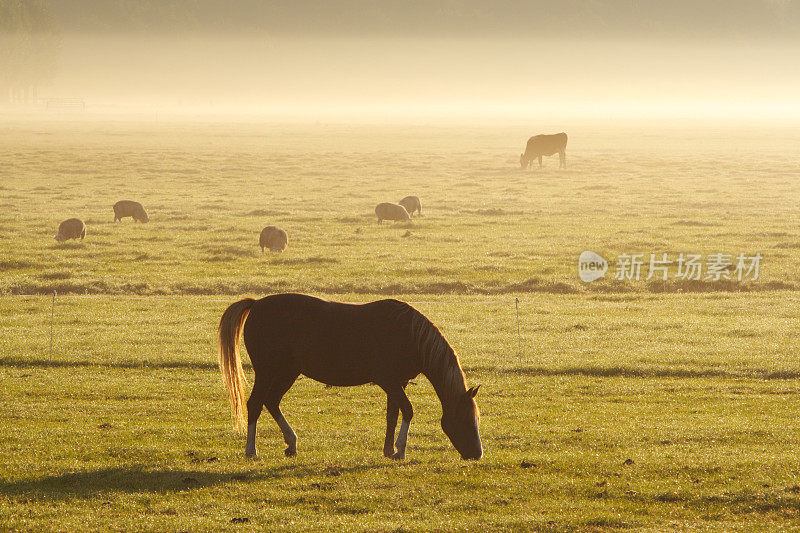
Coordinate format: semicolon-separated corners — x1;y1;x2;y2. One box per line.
218;298;255;432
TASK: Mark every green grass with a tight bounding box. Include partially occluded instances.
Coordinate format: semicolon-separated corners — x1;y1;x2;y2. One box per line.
2;295;800;531
1;119;800;531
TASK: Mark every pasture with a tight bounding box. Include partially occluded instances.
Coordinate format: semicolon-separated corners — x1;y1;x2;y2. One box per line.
1;118;800;531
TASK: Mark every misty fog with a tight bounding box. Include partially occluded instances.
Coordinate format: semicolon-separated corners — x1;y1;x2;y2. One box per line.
3;1;800;121
46;35;800;120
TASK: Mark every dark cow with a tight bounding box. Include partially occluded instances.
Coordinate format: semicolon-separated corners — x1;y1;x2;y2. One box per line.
520;133;567;169
113;200;149;223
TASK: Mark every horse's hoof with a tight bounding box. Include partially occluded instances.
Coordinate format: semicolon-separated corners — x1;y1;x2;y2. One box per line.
383;448;395;458
245;451;258;460
391;451;405;461
284;446;297;457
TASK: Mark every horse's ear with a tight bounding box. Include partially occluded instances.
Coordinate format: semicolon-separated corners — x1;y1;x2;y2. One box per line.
466;385;480;398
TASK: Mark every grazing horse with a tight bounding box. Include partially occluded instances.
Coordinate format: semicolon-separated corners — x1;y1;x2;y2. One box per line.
218;293;482;460
520;132;568;169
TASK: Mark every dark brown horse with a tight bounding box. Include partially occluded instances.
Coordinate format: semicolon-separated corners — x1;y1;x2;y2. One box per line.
218;293;482;460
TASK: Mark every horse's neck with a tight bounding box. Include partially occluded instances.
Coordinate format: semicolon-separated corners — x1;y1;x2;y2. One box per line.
421;346;467;411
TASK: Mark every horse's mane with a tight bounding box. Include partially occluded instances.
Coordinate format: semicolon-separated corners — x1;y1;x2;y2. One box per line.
396;302;467;409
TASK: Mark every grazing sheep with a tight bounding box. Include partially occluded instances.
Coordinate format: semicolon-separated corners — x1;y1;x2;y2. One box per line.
398;196;421;217
375;202;411;223
55;218;86;241
260;226;288;253
113;200;149;223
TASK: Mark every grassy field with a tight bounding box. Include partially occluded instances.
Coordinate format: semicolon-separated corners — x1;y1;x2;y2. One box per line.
1;118;800;531
2;119;799;295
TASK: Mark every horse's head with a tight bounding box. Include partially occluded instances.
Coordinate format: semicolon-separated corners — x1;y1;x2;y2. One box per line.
519;153;527;168
441;385;482;460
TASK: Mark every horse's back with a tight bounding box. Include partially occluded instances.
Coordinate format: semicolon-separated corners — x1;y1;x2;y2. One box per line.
243;294;419;386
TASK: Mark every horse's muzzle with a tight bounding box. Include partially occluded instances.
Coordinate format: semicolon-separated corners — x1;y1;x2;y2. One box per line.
461;449;483;460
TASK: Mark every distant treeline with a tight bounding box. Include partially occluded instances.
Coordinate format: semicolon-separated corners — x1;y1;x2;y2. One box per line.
41;0;800;39
0;0;60;103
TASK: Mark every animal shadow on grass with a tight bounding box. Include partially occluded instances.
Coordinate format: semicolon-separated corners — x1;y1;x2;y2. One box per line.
52;242;85;250
0;463;404;501
268;256;339;265
0;467;289;500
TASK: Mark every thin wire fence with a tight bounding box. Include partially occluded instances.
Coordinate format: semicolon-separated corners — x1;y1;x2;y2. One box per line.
5;291;800;307
1;292;798;377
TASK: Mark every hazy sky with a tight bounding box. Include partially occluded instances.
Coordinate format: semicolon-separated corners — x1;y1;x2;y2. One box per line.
12;1;800;120
46;1;800;40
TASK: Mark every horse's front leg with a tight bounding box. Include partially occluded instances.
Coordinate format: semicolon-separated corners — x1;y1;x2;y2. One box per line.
381;384;413;460
383;397;400;458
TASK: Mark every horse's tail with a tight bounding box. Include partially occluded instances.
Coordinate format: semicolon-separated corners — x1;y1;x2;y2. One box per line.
218;297;255;432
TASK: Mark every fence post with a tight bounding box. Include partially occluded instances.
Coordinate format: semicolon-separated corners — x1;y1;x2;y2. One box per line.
49;290;56;360
515;297;522;358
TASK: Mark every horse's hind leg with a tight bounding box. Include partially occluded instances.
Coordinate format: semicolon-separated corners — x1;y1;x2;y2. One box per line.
264;372;299;457
383;397;400;458
245;378;269;458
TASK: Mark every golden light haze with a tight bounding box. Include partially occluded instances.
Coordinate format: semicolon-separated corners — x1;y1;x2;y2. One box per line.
3;1;799;122
20;35;800;121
